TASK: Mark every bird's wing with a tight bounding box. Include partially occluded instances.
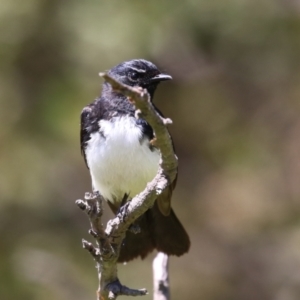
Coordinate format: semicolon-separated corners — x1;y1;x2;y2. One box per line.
156;173;177;216
80;100;104;168
80;106;92;167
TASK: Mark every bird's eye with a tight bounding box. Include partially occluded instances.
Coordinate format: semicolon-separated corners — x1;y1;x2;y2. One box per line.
129;71;139;81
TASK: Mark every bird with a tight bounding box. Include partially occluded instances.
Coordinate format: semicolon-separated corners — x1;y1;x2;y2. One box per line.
80;59;190;262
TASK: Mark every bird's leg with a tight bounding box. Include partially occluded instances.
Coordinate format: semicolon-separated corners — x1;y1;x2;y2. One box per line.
116;193;130;216
117;194;141;234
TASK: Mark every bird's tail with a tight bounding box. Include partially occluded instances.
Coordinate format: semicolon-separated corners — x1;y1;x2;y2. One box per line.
150;201;190;256
118;201;190;263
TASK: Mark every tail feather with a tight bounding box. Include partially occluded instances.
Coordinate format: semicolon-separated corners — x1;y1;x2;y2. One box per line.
150;201;190;256
118;201;190;263
118;211;155;263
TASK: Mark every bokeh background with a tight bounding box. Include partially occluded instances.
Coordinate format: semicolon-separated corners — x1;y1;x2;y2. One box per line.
1;0;300;299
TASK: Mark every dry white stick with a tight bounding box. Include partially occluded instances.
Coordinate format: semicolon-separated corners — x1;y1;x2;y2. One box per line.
153;253;170;300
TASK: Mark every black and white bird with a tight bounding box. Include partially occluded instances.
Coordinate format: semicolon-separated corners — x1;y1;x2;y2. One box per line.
80;59;190;262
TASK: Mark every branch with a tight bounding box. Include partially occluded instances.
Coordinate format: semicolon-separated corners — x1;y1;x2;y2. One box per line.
153;252;170;300
76;73;178;300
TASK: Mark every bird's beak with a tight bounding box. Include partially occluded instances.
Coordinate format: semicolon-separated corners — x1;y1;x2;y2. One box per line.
150;73;172;83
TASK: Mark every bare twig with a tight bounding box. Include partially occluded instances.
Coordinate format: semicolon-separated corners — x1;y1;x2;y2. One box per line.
153;253;170;300
76;72;178;299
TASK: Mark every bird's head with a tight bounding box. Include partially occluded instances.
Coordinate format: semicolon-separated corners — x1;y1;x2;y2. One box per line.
106;59;172;98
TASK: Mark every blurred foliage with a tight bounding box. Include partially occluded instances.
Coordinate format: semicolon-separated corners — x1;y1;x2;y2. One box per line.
1;0;300;299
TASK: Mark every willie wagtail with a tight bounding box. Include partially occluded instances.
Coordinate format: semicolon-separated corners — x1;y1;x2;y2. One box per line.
80;59;190;262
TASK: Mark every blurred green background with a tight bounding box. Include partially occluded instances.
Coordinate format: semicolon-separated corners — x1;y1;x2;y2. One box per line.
1;0;300;299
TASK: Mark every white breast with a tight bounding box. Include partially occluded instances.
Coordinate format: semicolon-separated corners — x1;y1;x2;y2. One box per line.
85;116;160;206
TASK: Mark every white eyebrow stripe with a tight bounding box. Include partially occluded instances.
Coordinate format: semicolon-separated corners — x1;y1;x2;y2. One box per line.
129;67;146;73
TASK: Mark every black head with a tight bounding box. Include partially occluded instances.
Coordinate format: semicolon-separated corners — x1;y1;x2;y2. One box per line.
106;59;172;98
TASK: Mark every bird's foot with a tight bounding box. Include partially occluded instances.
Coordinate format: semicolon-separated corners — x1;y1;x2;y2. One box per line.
128;223;141;234
117;202;141;234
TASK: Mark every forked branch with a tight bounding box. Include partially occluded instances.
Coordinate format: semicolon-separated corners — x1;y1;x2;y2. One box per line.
76;72;177;300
